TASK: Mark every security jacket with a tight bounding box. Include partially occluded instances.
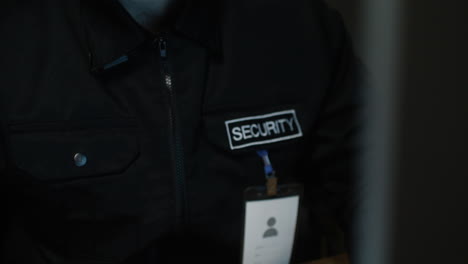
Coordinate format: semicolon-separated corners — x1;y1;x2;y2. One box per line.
0;0;363;263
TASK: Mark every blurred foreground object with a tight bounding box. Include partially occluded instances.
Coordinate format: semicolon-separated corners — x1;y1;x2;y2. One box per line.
356;0;468;264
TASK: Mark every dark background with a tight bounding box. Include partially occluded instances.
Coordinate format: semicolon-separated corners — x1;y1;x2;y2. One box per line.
326;1;468;263
392;1;468;263
326;0;362;45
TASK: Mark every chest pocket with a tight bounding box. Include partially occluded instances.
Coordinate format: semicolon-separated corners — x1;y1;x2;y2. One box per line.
6;119;143;262
8;119;139;182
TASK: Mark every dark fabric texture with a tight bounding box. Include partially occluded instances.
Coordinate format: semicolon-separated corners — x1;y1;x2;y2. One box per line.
0;0;363;263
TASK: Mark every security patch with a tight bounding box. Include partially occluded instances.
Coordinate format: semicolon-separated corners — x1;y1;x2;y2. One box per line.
225;110;303;150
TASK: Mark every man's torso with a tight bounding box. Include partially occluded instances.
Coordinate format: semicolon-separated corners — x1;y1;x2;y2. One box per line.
0;0;352;263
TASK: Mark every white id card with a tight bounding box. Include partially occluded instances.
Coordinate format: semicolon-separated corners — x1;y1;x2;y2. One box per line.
241;184;302;264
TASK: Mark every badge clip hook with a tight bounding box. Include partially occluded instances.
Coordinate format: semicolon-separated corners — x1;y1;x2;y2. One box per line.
257;150;278;196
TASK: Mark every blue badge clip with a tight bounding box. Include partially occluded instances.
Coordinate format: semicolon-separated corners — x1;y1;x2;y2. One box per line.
257;150;275;178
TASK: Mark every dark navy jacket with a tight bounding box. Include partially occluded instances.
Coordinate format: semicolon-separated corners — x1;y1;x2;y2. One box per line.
0;0;363;263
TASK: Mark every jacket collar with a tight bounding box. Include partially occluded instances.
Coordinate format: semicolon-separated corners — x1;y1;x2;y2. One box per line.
81;0;222;73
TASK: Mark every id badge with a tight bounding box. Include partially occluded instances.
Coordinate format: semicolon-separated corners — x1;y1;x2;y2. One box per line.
241;184;303;264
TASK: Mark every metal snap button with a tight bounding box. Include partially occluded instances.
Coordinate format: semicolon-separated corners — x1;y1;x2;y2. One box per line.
74;153;87;167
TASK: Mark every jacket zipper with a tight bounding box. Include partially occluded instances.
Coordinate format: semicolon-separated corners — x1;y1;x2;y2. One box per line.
158;36;187;232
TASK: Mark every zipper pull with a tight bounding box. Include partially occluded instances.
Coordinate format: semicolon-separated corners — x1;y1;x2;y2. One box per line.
257;150;278;196
159;37;167;59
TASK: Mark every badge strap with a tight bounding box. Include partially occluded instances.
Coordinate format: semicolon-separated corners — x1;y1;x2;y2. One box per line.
257;150;278;196
266;177;278;197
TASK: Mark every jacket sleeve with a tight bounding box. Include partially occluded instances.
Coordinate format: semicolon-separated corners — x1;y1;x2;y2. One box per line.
305;3;366;259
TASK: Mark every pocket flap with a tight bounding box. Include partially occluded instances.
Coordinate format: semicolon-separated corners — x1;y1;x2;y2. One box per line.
10;124;139;182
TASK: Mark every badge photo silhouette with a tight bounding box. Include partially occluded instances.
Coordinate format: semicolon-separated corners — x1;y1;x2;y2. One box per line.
263;217;278;238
